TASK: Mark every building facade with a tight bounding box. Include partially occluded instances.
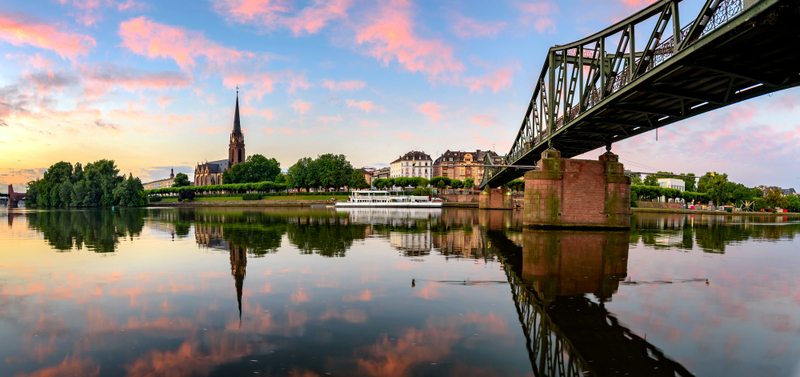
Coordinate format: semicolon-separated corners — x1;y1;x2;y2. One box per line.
657;178;685;191
390;151;432;179
374;167;390;179
194;92;246;186
432;149;502;186
143;169;178;190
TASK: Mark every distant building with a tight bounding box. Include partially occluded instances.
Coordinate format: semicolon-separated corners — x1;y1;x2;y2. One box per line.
657;178;685;191
758;185;797;196
782;188;796;196
390;151;432;179
144;168;178;190
194;92;246;186
374;167;390;179
360;167;376;185
432;149;502;186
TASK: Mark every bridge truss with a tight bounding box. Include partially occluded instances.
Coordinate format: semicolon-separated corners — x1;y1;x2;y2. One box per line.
482;0;800;188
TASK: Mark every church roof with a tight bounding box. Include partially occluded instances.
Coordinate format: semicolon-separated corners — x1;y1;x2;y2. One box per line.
197;159;229;173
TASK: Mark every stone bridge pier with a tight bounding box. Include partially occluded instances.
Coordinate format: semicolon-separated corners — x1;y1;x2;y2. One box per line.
478;186;513;210
523;150;631;229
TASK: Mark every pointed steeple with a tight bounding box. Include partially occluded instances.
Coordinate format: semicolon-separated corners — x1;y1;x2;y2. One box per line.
233;88;241;133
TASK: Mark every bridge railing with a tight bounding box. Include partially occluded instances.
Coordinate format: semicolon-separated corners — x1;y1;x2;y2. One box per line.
500;0;746;173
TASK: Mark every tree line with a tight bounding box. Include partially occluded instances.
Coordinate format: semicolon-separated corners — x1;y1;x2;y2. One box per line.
27;160;147;207
286;154;369;191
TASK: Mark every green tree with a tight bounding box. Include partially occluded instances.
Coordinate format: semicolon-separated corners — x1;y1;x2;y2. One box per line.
349;169;370;190
786;195;800;212
643;174;659;186
627;172;643;185
703;172;733;206
173;172;191;187
450;179;463;189
680;173;696;192
222;154;281;184
287;157;314;190
764;188;789;209
463;178;475;188
394;177;409;189
315;154;353;190
430;176;450;190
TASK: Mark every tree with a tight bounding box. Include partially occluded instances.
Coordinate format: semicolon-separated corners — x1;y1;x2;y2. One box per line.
287;157;314;190
463;178;475;188
680;173;696;192
348;169;370;190
222;154;281;184
702;172;733;206
627;172;643;185
764;188;789;209
173;172;191;187
394;177;409;189
315;153;352;190
450;179;463;189
786;195;800;212
430;176;450;190
643;174;659;186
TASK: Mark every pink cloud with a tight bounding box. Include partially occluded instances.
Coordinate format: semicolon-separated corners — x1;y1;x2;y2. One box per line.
280;127;294;134
462;66;515;93
81;63;192;98
118;16;251;70
321;79;367;92
360;120;380;129
59;0;148;26
451;14;506;39
291;99;312;114
470;114;502;128
355;0;464;81
211;0;352;36
0;13;96;59
618;0;658;8
287;72;312;94
260;109;275;120
157;96;176;109
394;131;422;141
346;99;383;114
317;114;342;125
195;126;228;134
517;2;558;33
416;101;445;122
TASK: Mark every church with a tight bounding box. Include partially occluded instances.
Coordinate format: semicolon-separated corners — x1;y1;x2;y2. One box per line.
194;92;246;186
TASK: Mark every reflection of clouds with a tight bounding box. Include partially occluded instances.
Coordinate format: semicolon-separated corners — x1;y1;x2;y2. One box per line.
356;313;510;377
759;313;793;333
724;333;742;361
291;287;309;303
123;331;254;377
342;290;373;302
14;355;100;377
766;340;789;359
414;283;439;300
320;308;368;323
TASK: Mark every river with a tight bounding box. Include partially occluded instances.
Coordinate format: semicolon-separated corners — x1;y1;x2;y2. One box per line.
0;207;798;377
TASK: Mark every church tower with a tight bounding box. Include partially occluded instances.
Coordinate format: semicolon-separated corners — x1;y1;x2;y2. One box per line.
228;90;245;167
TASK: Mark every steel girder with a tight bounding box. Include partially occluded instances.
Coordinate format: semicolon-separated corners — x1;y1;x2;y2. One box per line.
481;0;800;189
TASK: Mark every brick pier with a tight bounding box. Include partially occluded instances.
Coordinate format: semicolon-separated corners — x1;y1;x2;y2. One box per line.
478;186;513;210
523;150;630;229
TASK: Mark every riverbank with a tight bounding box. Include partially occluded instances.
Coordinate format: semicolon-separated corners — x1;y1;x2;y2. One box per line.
631;207;800;216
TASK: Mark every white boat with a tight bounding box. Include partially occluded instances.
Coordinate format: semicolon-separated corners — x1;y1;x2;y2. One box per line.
334;190;442;208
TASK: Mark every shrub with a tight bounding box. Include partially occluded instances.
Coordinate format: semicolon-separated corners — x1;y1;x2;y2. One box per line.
242;193;263;201
148;196;162;202
178;188;195;201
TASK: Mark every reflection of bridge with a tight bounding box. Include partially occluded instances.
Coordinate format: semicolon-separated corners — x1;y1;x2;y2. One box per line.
483;0;800;188
478;220;693;376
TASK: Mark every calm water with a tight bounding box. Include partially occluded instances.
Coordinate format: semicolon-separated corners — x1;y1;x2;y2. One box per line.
1;207;799;377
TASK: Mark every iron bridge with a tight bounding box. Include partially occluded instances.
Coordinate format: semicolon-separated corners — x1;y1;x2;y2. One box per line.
481;0;800;189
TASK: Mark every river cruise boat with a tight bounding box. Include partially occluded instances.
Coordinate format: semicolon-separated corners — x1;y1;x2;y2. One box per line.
334;190;442;208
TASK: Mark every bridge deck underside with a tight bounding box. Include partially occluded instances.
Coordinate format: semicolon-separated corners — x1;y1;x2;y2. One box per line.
486;0;800;188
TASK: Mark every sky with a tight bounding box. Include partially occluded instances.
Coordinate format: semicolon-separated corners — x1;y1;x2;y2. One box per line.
1;0;799;191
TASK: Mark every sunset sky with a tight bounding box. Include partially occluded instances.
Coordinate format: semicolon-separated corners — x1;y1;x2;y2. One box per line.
1;0;799;190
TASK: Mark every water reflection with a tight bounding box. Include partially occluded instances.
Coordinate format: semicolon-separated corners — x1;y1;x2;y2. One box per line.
2;207;800;376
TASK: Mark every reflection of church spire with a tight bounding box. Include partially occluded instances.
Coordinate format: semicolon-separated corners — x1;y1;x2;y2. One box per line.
230;244;247;321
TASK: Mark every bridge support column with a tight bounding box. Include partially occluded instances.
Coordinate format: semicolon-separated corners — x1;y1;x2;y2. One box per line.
479;186;513;210
523;149;630;228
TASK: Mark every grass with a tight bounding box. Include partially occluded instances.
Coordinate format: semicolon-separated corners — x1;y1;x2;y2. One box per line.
155;195;339;203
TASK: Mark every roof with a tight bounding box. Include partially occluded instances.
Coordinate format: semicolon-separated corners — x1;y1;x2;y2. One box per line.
434;149;499;164
391;150;432;164
196;159;229;173
233;92;241;133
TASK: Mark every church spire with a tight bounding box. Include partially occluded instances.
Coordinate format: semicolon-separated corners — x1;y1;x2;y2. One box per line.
233;87;241;133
